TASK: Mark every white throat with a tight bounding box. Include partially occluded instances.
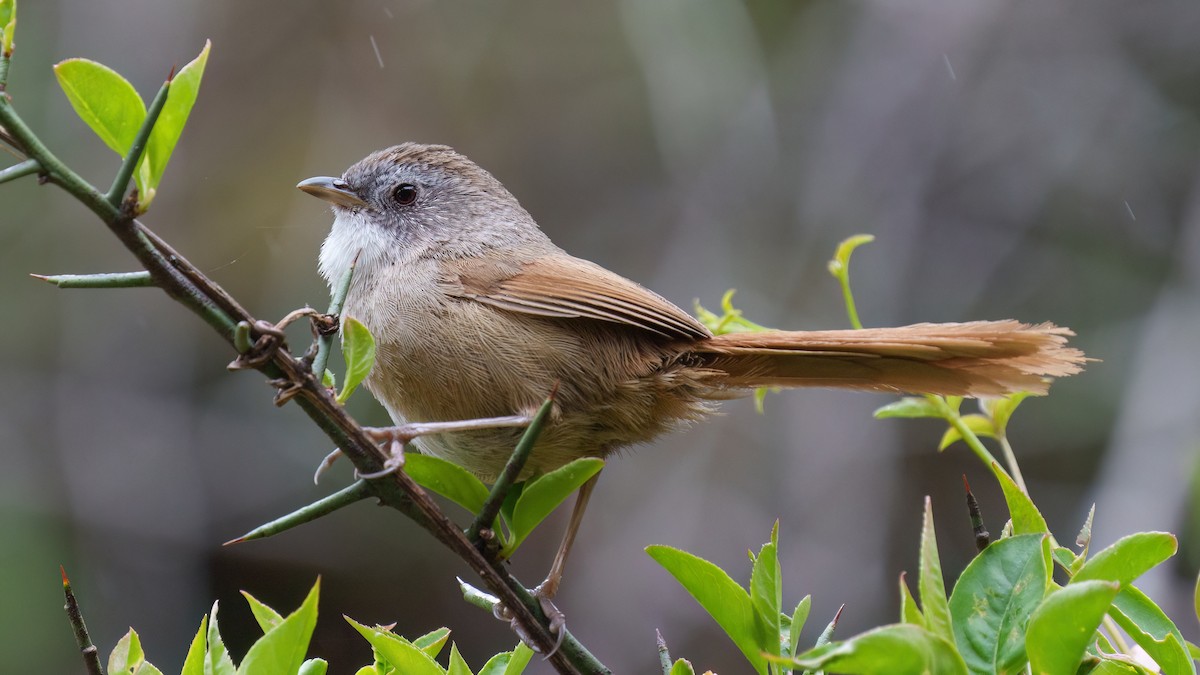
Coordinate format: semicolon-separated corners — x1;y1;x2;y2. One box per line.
317;209;394;290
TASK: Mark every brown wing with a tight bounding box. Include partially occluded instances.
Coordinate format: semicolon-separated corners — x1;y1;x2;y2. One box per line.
444;255;712;340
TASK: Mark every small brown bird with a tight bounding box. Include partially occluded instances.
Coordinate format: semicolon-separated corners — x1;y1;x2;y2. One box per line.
300;143;1085;604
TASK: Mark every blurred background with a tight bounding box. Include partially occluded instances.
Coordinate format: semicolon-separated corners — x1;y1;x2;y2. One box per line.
3;1;1199;672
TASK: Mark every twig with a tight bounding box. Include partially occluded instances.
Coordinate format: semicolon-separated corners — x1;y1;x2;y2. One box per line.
466;395;555;545
656;630;672;674
31;271;154;288
996;434;1028;495
225;480;373;544
311;253;357;380
106;76;169;207
61;566;104;675
0;156;38;183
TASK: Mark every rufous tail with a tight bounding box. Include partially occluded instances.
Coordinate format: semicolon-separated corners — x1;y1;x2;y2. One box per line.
690;320;1087;397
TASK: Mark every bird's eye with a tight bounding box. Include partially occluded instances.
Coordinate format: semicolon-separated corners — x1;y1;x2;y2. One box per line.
392;183;418;206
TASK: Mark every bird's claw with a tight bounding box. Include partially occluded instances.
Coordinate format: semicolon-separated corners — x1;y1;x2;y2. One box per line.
492;586;566;657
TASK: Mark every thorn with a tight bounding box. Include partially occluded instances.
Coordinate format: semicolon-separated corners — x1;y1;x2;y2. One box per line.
30;273;54;285
963;473;990;551
167;64;177;82
549;380;561;400
352;248;363;265
832;604;845;626
222;536;245;547
60;564;69;586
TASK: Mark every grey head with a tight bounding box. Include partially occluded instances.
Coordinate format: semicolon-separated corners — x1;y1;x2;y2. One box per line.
300;142;556;285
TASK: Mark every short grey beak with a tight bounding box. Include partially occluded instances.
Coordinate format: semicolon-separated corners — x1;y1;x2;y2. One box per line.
297;176;369;209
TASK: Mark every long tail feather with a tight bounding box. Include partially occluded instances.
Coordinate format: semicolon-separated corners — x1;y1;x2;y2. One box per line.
690;321;1087;397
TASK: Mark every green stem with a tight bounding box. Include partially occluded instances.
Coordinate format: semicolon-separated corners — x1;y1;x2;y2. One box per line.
466;396;554;545
312;257;356;381
0;98;116;220
31;271;154;288
458;578;499;611
1101;615;1131;655
225;480;372;544
996;434;1028;495
0;157;38;183
106;77;169;208
929;395;1007;476
0;49;10;92
838;272;864;330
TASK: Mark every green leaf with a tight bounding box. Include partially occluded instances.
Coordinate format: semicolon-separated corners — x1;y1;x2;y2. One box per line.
646;544;766;674
948;534;1050;674
141;40;209;203
874;396;943;419
346;618;445;675
448;644;472;675
241;591;284;633
990;462;1049;535
1088;661;1150;675
1108;585;1195;675
54;59;147;158
826;234;875;279
0;0;16;55
298;659;328;675
986;392;1034;437
789;595;812;659
477;651;512;675
790;624;967;675
237;579;320;675
109;629;146;674
1070;505;1096;576
1025;580;1120;675
179;614;208;675
669;659;697;675
1195;570;1200;631
899;572;924;626
815;605;843;649
938;414;995;451
1052;547;1077;571
507;457;604;553
207;602;237;675
403;454;490;516
695;290;773;335
749;523;783;659
338;316;376;404
1070;532;1177;587
501;642;534;674
919;497;954;645
413;627;451;659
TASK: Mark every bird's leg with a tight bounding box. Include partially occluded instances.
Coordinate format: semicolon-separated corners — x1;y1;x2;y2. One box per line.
313;415;534;483
501;472;600;653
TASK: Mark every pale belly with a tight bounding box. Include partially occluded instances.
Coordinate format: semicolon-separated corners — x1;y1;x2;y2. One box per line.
348;286;719;481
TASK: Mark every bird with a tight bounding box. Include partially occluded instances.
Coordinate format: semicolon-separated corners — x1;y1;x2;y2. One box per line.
298;142;1086;613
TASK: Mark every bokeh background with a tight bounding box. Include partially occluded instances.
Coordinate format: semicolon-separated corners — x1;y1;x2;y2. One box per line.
4;1;1200;672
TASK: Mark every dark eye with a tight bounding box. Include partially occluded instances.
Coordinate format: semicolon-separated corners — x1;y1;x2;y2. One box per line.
392;183;418;206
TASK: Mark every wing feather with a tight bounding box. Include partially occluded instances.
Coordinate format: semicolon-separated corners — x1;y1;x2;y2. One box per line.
445;255;712;340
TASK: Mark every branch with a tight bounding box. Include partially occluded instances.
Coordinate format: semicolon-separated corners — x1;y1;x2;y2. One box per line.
61;566;104;675
1;77;607;675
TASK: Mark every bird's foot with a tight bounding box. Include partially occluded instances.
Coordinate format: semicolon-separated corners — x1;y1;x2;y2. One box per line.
492;584;566;657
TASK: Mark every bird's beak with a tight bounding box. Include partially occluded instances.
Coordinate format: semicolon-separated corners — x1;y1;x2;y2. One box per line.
297;176;369;209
